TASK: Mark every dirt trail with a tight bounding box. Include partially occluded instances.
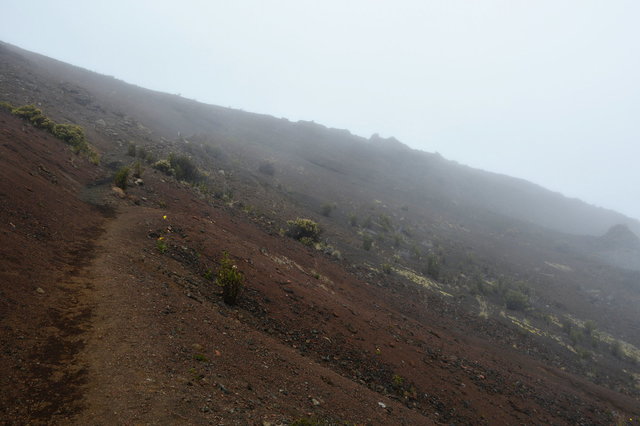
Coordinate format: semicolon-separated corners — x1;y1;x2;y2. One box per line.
63;205;178;424
63;201;434;424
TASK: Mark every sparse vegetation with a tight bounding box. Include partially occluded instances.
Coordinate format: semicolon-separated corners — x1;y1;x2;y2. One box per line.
6;103;99;161
127;142;137;156
114;166;130;190
132;160;143;179
217;251;244;305
425;254;440;280
193;353;209;362
348;214;358;227
382;263;392;274
169;153;201;182
286;218;322;243
156;238;167;254
321;203;334;217
153;159;173;175
504;289;529;311
362;234;373;251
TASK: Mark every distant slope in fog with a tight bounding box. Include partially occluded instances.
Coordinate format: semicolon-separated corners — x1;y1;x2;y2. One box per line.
1;40;638;237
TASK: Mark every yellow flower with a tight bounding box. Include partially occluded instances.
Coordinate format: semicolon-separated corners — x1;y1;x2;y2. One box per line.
163;215;167;220
158;237;164;240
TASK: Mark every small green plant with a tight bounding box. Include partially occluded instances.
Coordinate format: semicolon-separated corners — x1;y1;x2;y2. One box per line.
504;289;529;311
379;214;392;232
217;251;244;305
426;254;440;280
203;269;213;280
362;234;373;251
153;159;174;175
0;101;13;112
193;353;209;362
286;218;322;243
392;374;404;387
114;166;130;190
382;263;392;274
127;142;137;156
132;160;143;178
156;238;167;254
584;320;596;336
321;203;333;217
169;153;201;182
610;340;624;359
136;146;148;160
348;214;358;227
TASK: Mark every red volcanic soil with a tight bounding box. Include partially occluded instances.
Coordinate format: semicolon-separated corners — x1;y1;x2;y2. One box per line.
1;110;638;424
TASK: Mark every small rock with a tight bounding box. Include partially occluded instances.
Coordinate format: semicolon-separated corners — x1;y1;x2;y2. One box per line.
311;398;321;406
378;402;387;408
112;186;126;198
192;343;203;351
36;287;45;294
134;178;144;186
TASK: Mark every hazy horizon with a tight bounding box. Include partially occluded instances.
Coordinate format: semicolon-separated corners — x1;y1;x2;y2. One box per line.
2;1;639;220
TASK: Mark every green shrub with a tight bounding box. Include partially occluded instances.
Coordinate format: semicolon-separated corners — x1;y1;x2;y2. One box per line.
362;234;373;251
8;104;96;160
505;289;529;311
114;166;130;190
52;123;88;152
610;340;623;359
217;251;244;305
286;218;321;243
426;254;440;280
156;239;167;253
169;153;200;182
132;160;143;178
379;214;392;232
127;142;137;156
0;101;13;112
584;320;596;336
193;353;209;362
382;263;392;274
321;203;333;217
348;214;358;227
153;159;174;175
136;146;148;160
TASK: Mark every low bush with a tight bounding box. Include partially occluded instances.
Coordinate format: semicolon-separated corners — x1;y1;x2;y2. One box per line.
114;166;130;190
505;289;529;311
132;160;143;179
286;218;321;243
169;153;200;182
321;203;333;217
153;159;174;175
7;104;97;160
426;254;440;280
217;251;243;305
362;234;373;251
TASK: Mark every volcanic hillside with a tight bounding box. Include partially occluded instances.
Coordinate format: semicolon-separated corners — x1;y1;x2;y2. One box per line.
1;41;639;424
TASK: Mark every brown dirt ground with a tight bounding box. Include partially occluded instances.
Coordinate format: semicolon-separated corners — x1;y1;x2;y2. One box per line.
1;111;639;425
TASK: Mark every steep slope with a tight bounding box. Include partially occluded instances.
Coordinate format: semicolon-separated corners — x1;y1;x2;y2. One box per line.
1;110;638;424
1;42;640;424
1;40;638;237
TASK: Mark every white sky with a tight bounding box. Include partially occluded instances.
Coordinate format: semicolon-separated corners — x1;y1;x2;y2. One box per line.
2;1;640;220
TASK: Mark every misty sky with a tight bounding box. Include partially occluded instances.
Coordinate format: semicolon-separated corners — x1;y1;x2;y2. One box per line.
2;1;640;220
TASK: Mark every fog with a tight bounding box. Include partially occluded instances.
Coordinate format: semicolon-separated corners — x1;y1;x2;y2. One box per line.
3;1;640;220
